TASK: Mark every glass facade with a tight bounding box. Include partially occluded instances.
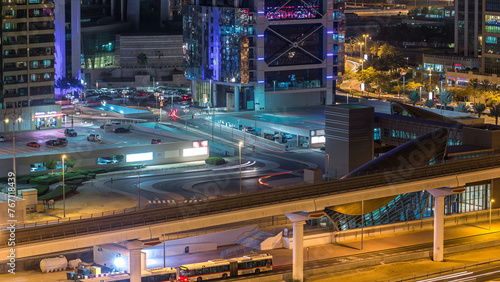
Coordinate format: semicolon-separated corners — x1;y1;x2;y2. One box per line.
484;57;500;74
485;15;500;33
183;6;251;84
264;69;323;91
81;32;116;69
264;24;324;66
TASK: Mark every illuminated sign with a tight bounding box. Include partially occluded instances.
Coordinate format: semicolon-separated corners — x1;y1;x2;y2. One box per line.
201;140;209;147
35;112;46;116
48;111;58;115
126;152;153;162
183;147;208;157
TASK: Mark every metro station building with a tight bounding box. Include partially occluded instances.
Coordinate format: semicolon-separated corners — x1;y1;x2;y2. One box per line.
183;0;345;111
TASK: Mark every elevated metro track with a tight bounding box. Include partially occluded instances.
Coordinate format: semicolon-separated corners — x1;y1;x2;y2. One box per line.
2;154;500;260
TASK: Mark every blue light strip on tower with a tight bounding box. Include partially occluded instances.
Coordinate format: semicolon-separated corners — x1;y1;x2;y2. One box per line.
258;57;264;61
258;34;264;37
326;75;334;79
327;31;334;34
327;53;333;57
258;80;265;83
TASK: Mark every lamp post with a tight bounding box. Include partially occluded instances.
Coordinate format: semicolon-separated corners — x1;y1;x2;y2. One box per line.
419;86;423;107
159;95;164;122
239;141;243;194
359;59;365;71
137;173;141;210
154;91;160;110
490;199;495;230
363;34;369;56
62;155;66;218
428;67;433;92
358;42;364;58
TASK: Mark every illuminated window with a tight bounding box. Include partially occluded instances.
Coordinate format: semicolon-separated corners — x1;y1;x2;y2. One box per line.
183;147;208;157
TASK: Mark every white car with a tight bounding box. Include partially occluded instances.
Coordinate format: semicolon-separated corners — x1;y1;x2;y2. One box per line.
0;136;4;142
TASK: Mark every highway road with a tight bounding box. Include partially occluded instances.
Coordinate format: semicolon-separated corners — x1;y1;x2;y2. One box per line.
416;263;500;282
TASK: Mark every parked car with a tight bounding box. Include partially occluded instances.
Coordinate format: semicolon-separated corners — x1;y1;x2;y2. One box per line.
151;139;161;144
46;139;62;146
100;122;121;129
64;128;77;137
87;133;102;142
0;136;4;142
113;127;130;133
27;142;40;148
57;137;68;145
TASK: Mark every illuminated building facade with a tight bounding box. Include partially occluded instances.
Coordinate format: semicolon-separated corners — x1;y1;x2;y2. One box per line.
183;0;345;111
482;0;500;73
1;0;63;132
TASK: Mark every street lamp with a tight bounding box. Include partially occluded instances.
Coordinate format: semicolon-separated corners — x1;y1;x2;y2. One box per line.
159;95;164;122
362;34;369;56
358;42;364;58
239;141;243;194
428;67;433;92
490;199;495;230
154;91;160;110
62;155;66;218
359;59;365;71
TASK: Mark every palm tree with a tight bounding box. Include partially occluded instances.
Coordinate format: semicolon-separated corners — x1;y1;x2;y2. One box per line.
438;90;453;113
488;102;500;125
473;103;486;117
424;99;435;108
468;78;480;105
137;52;148;66
46;160;57;175
408;90;420;106
456;103;469;113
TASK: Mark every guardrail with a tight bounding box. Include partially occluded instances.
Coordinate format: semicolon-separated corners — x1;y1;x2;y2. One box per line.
4;153;500;246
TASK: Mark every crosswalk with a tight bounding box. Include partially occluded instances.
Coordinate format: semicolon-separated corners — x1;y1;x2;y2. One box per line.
147;198;203;206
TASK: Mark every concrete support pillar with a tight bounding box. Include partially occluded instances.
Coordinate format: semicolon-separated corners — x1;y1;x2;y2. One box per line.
427;187;465;262
286;212;311;282
491;178;500;209
433;196;445;262
234;86;240;112
129;249;142;282
292;221;305;281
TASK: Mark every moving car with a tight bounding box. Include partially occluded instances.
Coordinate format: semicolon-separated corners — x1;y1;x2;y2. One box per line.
27;142;40;148
0;136;4;142
151;139;161;144
87;133;102;142
113;127;130;133
64;128;77;137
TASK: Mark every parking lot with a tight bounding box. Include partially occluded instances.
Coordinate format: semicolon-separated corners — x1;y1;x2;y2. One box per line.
0;122;185;159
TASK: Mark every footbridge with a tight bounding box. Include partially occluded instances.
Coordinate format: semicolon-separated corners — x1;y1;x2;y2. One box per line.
2;154;500;280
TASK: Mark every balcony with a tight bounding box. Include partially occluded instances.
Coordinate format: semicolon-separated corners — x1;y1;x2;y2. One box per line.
2;0;27;6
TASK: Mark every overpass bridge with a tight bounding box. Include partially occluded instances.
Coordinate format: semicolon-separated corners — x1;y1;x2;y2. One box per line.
2;154;500;280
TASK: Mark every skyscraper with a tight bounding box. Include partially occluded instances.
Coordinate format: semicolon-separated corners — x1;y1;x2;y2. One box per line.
183;0;345;111
482;0;500;74
1;0;63;132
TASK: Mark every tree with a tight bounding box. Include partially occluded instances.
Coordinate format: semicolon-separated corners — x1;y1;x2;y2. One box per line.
137;52;148;66
473;103;486;117
456;103;469;113
65;158;76;171
408;90;420;106
155;51;164;59
46;160;57;175
424;99;435;108
55;76;83;101
115;154;125;163
406;82;424;92
438;90;453;113
488;103;500;125
467;78;480;104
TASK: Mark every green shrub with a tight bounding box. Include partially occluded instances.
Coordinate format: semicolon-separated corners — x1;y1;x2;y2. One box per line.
205;157;226;165
39;185;78;201
17;177;31;184
29;176;61;185
34;185;49;196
